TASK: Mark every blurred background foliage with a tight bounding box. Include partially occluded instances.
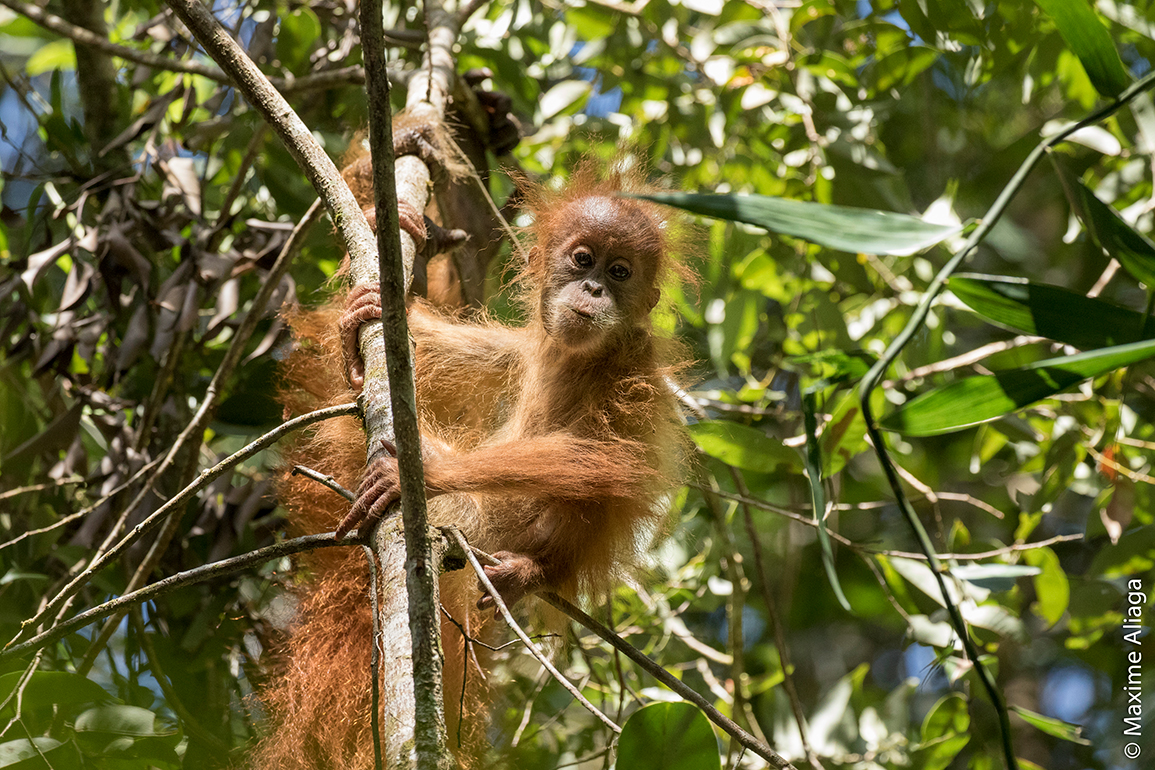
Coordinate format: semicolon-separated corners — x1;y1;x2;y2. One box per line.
1;0;1153;768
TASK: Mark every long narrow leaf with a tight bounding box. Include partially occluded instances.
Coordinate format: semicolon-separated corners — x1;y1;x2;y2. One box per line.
1035;0;1130;98
882;339;1155;436
635;192;963;256
950;274;1153;349
1053;160;1155;287
803;392;850;612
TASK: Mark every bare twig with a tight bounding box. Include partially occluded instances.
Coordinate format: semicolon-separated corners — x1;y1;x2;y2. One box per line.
0;477;83;502
446;528;622;736
883;336;1045;389
537;592;796;770
1;532;350;662
0;0;374;94
73;198;326;672
291;465;356;501
695;485;1081;560
0;459;162;553
363;544;385;770
8;403;358;649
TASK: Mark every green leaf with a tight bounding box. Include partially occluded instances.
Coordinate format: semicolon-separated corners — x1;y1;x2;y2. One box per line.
74;705;168;737
539;80;591;119
25;40;75;76
0;737;82;770
688;420;798;472
1035;0;1130;98
0;672;110;720
881;339;1155;436
1011;706;1092;744
1024;547;1070;628
634;193;963;256
276;8;322;71
1053;161;1155;288
951;563;1041;592
803;392;850;612
915;694;971;770
617;703;722;770
950;274;1153;349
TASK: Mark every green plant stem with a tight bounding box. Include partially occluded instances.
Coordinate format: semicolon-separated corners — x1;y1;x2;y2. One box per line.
857;68;1155;770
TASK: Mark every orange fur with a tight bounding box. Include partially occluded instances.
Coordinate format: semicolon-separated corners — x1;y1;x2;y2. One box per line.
251;154;690;769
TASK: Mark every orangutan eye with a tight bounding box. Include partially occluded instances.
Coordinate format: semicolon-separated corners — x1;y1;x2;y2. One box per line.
608;263;631;281
573;248;594;267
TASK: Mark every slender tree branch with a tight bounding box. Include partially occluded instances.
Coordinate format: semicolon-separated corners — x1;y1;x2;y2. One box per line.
536;592;796;769
360;0;451;765
446;528;622;736
72;198;326;672
363;544;385;770
7;403;358;649
291;465;356;501
0;460;161;553
0;0;377;94
1;533;350;663
731;469;823;770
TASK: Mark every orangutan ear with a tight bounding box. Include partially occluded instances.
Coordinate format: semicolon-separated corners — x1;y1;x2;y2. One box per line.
648;286;661;310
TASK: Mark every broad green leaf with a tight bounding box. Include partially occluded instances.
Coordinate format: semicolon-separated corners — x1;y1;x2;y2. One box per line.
634;193;963;256
1035;0;1130;98
951;563;1041;592
688;420;798;472
539;80;591;119
1024;547;1070;628
1011;706;1092;744
276;8;322;71
0;737;82;769
25;40;75;76
881;339;1155;436
915;694;970;770
888;556;977;607
617;703;721;770
950;274;1153;349
803;392;850;611
75;705;168;737
0;672;110;720
1054;161;1155;288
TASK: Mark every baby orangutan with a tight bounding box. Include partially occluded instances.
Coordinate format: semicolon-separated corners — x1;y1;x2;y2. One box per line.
255;163;688;769
338;183;686;612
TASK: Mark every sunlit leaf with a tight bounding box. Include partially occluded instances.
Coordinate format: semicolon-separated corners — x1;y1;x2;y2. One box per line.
952;563;1041;592
950;274;1153;349
0;672;110;720
1035;0;1130;98
1011;706;1092;744
1054;160;1155;288
0;737;81;769
688;420;799;472
25;39;75;76
539;80;591;119
915;694;970;770
634;193;963;256
617;703;721;770
1025;547;1070;628
881;339;1155;436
